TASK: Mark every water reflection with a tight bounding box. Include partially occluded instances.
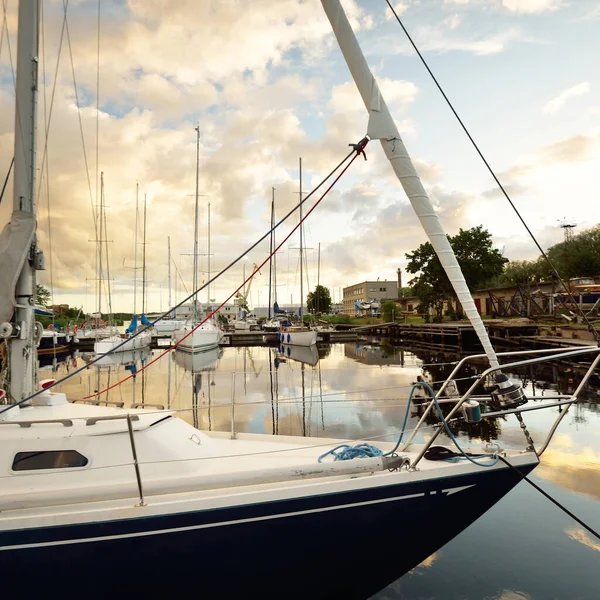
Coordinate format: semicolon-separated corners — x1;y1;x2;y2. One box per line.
44;341;600;599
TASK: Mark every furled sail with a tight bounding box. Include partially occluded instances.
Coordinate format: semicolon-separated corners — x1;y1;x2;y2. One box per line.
322;0;499;369
0;210;35;323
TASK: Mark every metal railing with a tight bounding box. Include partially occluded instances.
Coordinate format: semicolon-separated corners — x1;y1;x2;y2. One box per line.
404;345;600;469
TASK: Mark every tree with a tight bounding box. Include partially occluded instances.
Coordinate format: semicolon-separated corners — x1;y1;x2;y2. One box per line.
397;286;413;298
306;285;332;314
406;226;507;322
36;283;51;307
490;258;550;287
546;225;600;279
381;300;398;322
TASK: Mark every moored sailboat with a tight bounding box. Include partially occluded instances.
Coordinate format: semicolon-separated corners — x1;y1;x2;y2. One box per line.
172;127;223;352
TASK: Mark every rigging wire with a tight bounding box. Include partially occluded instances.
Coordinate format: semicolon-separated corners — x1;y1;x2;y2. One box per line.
81;144;368;401
1;141;366;413
497;455;600;542
384;0;599;343
95;0;100;227
39;0;59;307
2;0;29;197
36;0;68;210
0;157;13;206
63;0;98;243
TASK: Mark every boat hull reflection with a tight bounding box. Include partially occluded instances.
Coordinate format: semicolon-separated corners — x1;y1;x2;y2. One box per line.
278;344;319;366
173;347;222;372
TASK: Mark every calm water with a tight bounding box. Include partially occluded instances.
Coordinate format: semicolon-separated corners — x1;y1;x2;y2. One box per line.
45;341;600;599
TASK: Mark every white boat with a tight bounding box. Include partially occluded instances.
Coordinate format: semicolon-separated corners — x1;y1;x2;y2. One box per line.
74;323;119;341
172;129;224;353
94;330;152;355
279;327;318;347
172;318;223;352
0;2;598;598
152;318;187;334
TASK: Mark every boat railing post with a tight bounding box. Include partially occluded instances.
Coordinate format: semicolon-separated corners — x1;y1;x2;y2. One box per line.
410;346;600;469
230;372;236;439
537;351;600;456
126;413;146;506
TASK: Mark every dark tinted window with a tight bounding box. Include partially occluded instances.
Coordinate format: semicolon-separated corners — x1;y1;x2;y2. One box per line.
12;450;89;471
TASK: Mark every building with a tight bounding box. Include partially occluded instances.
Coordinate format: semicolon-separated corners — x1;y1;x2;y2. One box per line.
48;304;69;315
343;278;399;315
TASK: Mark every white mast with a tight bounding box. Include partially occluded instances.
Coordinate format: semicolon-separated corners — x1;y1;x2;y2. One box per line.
299;157;303;321
9;0;41;402
207;201;211;308
193;126;200;324
321;0;499;369
167;236;172;316
133;183;138;317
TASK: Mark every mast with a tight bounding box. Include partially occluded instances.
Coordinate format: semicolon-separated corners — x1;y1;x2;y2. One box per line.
273;195;277;308
9;0;40;403
142;194;147;315
322;0;499;369
133;184;138;317
193;126;200;324
207;201;211;308
268;187;274;319
299;157;303;321
97;173;104;322
317;242;321;314
102;173;113;323
167;236;172;317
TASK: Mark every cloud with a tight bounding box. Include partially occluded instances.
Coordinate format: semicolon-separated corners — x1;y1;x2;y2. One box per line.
502;0;564;14
543;82;590;115
384;2;410;20
444;14;463;29
330;79;418;114
565;528;600;553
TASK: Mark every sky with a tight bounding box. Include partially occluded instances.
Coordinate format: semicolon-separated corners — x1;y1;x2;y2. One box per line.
0;0;599;314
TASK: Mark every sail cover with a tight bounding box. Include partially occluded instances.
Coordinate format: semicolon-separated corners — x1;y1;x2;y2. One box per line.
126;314;138;334
0;210;35;323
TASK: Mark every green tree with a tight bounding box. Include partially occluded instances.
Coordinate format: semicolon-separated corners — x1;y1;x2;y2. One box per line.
406;226;507;322
36;283;51;307
381;300;398;322
492;258;550;287
546;225;600;279
306;285;332;314
397;286;413;298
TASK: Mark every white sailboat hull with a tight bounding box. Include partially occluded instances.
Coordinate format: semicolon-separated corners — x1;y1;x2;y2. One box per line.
152;319;187;334
172;325;223;352
279;330;317;347
94;331;152;355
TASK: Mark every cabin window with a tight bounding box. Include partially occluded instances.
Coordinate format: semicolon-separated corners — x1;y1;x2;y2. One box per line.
12;450;89;472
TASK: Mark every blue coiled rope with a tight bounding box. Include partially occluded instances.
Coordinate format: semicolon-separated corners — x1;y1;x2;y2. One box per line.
318;381;499;467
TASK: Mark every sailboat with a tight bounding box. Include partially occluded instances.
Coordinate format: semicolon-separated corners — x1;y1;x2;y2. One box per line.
94;187;151;354
280;158;318;347
0;2;598;598
151;237;187;334
75;173;119;342
172;127;224;353
263;190;292;332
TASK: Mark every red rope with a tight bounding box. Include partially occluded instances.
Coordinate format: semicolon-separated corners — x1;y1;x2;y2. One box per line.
83;146;367;400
